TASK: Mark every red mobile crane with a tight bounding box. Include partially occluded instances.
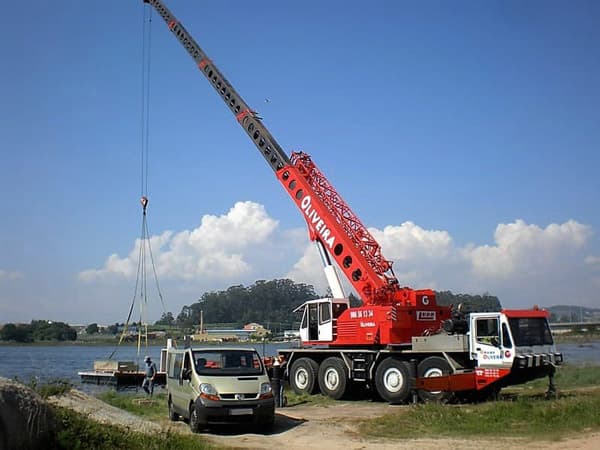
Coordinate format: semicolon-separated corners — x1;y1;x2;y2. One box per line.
143;0;562;404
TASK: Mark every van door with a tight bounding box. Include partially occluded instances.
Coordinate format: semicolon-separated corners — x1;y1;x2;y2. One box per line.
168;352;185;413
180;351;195;414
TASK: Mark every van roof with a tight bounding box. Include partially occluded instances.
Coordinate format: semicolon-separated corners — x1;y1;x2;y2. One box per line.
167;347;258;353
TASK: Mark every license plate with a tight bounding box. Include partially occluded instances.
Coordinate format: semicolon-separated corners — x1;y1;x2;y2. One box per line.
230;408;253;416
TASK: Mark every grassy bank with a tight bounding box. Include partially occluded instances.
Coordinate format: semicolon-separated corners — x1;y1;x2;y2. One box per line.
51;406;217;450
359;363;600;441
41;364;600;447
97;391;169;422
359;391;600;440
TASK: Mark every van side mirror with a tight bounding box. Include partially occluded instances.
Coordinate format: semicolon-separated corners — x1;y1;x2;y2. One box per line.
182;368;191;380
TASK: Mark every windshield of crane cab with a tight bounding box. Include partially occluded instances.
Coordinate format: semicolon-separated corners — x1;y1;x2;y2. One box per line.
508;318;554;346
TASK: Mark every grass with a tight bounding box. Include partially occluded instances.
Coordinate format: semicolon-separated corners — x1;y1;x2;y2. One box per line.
357;364;600;441
19;381;218;449
51;406;218;450
86;365;600;444
358;391;600;440
505;364;600;393
97;391;169;421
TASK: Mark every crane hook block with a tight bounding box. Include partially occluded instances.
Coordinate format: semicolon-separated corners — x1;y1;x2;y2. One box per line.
140;196;149;211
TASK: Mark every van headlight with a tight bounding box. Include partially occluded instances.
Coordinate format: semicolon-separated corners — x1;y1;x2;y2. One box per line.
200;383;219;401
259;382;273;399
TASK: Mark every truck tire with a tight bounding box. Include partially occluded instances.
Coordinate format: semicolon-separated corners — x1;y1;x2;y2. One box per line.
289;357;319;395
189;404;205;433
375;357;411;404
417;356;453;403
168;397;180;421
318;357;348;400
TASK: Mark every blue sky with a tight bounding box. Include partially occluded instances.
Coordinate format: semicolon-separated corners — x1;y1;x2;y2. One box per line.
1;0;599;324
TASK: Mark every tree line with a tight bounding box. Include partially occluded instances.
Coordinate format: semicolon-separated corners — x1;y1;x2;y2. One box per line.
0;281;504;343
157;279;503;329
0;320;77;343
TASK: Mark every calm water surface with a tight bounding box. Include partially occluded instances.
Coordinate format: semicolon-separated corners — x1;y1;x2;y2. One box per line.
0;342;291;392
0;341;597;392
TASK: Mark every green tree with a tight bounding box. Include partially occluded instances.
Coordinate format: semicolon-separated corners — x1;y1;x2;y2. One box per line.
30;320;77;341
177;279;319;327
85;323;99;334
436;291;501;311
0;323;33;343
155;312;175;326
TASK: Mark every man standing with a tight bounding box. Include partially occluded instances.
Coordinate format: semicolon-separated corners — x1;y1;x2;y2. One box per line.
142;356;157;396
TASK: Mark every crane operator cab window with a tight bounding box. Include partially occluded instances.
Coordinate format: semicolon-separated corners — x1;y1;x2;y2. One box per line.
475;318;500;347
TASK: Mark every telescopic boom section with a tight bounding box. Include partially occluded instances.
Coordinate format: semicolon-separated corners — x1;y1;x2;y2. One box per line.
142;0;290;172
143;0;404;305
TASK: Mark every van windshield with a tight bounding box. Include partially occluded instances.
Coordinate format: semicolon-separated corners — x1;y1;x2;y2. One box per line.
192;349;264;376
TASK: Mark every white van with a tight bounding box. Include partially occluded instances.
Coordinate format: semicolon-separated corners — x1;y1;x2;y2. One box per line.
166;347;275;431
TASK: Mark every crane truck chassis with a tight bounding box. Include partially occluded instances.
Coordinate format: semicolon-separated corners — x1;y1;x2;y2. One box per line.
143;0;563;404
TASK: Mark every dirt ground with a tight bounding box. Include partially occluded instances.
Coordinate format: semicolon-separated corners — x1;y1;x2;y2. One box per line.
49;390;600;450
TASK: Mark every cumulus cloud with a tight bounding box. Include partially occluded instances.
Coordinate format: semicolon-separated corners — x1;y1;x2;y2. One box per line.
79;201;278;282
585;255;600;267
288;218;595;307
0;270;24;281
463;220;591;279
78;198;598;315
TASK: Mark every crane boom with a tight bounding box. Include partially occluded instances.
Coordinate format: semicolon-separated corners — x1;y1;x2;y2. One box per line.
142;0;412;305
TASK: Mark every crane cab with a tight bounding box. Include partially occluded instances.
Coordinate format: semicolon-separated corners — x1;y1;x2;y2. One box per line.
295;298;349;343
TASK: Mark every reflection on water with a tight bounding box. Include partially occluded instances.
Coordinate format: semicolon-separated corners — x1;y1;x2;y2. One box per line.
0;341;597;392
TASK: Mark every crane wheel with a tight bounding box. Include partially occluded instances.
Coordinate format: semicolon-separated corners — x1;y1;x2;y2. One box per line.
318;357;348;400
375;357;411;404
417;356;453;403
289;357;319;395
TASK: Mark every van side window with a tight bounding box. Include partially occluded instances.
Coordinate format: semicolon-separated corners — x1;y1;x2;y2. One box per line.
169;353;183;379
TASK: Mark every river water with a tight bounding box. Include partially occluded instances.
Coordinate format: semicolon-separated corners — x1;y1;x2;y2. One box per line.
0;341;598;392
0;342;292;392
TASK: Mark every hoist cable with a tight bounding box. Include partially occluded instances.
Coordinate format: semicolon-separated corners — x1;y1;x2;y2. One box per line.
144;218;169;316
140;5;153;198
108;217;145;360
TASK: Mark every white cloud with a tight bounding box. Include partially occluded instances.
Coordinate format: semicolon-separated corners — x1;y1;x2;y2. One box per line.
0;270;24;281
463;220;591;279
75;199;598;321
371;221;453;262
286;218;595;306
79;201;278;282
585;255;600;267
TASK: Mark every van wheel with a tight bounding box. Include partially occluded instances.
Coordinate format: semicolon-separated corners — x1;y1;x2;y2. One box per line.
318;357;348;400
375;357;411;404
417;356;453;403
168;397;179;421
189;404;205;433
289;358;319;395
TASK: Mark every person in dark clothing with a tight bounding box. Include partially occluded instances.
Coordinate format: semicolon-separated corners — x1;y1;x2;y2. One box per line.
142;356;157;395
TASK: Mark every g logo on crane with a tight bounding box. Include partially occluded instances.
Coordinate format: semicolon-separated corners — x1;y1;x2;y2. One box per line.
422;296;430;306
